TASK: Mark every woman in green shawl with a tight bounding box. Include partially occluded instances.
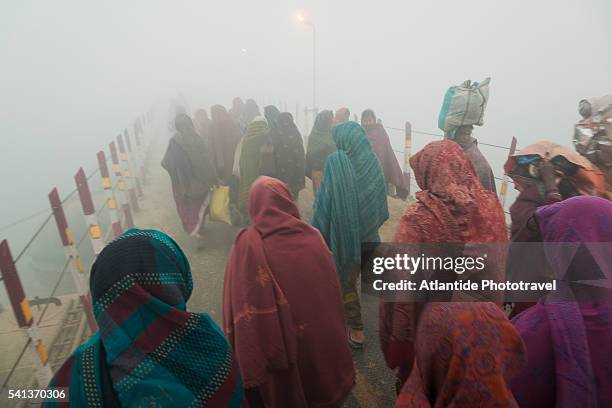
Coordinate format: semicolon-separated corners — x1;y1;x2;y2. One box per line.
306;110;335;194
311;121;389;348
162;114;218;247
237;116;275;216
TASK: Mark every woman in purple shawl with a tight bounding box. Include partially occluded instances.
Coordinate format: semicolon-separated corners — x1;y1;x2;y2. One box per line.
511;195;612;407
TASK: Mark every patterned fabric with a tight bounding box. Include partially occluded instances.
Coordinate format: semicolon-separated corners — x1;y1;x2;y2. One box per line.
312;121;389;284
238;117;273;212
223;177;355;407
272;112;305;195
380;140;508;385
395;303;526;408
305;110;335;177
511;196;612;407
44;229;244;407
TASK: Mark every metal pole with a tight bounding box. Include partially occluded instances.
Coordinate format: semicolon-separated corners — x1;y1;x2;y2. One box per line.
75;167;105;255
312;24;316;110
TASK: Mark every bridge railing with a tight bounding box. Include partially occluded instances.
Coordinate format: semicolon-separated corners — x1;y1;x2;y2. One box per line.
0;110;155;393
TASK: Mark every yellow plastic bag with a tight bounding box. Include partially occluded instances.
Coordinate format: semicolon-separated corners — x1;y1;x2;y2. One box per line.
209;186;232;225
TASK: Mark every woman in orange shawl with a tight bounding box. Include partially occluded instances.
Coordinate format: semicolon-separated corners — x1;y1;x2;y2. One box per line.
395;303;526;408
223;176;355;407
379;140;508;388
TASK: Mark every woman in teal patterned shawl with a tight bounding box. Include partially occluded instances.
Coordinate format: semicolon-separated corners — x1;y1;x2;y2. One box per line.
43;229;244;407
311;121;389;347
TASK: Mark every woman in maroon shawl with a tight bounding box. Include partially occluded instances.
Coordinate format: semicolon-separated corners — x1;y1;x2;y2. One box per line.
209;104;244;183
379;140;508;389
511;196;612;407
223;176;355;407
361;109;409;198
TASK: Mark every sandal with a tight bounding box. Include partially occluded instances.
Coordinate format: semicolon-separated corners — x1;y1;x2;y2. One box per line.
347;328;364;349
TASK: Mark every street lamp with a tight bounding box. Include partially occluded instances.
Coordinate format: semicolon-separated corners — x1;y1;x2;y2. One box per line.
296;12;316;110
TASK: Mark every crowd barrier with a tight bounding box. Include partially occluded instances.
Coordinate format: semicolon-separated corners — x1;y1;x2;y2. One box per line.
0;111;154;392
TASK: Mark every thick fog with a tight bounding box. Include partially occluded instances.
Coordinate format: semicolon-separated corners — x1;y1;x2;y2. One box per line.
1;0;610;243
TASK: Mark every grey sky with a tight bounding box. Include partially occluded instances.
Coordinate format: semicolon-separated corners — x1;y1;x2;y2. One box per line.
1;0;610;241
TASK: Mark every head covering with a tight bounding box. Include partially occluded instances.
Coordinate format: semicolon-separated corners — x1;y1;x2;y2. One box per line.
360;110;409;195
312;121;389;283
396;302;526;408
504;140;606;196
334;107;350;125
238;118;272;212
223;177;354;406
271;112;305;194
511;196;612;408
305;110;335;176
380;140;507;386
193;109;211;139
209;105;244;181
244;99;261;125
263;105;281;129
229;97;245;121
46;230;244;407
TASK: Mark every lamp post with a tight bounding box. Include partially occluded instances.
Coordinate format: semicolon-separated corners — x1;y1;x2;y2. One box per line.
297;13;316;110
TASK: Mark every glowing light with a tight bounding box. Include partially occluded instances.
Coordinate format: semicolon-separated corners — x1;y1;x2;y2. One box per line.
297;13;304;22
241;48;247;53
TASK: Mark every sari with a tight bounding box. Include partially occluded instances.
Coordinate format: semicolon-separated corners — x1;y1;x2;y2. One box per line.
305;110;335;188
44;229;243;407
237;117;274;213
361;110;409;197
223;177;355;407
511;196;612;407
209;105;244;182
162;114;217;237
272;112;305;197
395;302;526;408
379;140;507;386
312;121;389;330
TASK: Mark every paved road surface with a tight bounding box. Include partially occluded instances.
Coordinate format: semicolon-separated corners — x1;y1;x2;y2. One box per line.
134;145;411;408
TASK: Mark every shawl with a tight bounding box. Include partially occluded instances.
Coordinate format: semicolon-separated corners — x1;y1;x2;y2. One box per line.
209;105;244;181
305;110;335;177
272;112;305;194
193;109;211;140
44;230;243;407
511;196;612;408
396;303;526;408
244;99;261;126
379;140;507;384
223;177;355;407
362;121;409;193
162;114;217;199
238;117;272;212
311;121;389;283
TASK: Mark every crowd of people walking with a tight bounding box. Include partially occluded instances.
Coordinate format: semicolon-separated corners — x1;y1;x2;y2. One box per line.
45;93;612;407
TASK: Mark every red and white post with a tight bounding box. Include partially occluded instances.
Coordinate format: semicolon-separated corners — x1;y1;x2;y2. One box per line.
124;129;143;197
48;188;97;332
0;240;53;387
97;150;122;237
110;141;135;229
117;134;140;212
74;167;105;256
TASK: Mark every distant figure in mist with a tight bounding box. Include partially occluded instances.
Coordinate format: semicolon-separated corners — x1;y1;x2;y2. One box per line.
229;97;246;130
444;125;497;193
265;108;306;199
162;114;217;247
193;108;211;140
223;177;355;408
305;110;335;195
244;98;261;126
43;229;244;407
361;109;409;198
312;121;389;348
334;107;350;125
209;104;244;183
